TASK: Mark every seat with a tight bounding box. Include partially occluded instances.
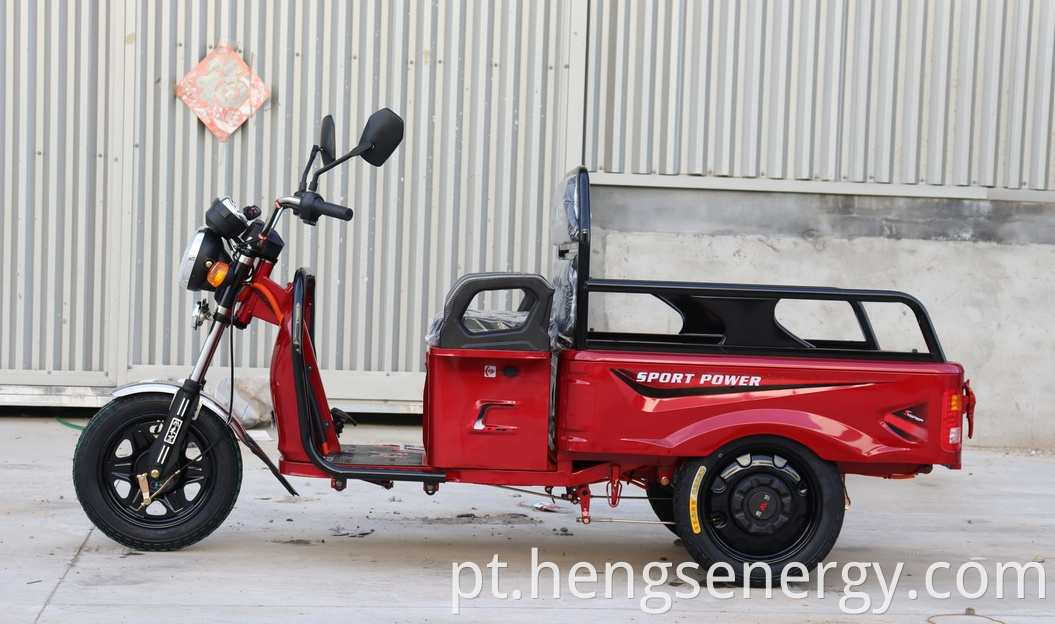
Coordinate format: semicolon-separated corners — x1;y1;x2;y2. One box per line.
430;272;555;351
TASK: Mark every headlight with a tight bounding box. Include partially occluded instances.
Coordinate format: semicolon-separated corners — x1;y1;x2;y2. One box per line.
178;228;232;291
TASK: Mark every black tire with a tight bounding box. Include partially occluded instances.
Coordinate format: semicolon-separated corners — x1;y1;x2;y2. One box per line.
646;482;680;536
72;393;242;551
672;436;844;586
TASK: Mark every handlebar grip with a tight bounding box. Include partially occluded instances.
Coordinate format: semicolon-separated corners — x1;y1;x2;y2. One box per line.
305;193;354;221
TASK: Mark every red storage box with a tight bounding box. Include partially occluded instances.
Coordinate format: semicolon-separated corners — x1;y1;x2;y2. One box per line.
425;348;551;471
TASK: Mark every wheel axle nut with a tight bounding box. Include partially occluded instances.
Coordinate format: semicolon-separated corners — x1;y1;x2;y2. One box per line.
150;469;160;479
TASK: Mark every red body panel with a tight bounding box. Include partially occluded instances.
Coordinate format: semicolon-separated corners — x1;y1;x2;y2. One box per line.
269;311;339;466
425;348;551;471
556;349;965;473
238;266;966;485
236;270;341;469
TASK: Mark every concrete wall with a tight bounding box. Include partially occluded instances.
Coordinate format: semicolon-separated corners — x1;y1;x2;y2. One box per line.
591;184;1055;450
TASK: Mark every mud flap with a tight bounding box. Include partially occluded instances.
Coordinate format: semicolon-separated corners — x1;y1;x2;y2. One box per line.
964;380;976;439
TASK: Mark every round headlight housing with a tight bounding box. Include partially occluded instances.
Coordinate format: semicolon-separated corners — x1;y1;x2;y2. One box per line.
178;228;233;291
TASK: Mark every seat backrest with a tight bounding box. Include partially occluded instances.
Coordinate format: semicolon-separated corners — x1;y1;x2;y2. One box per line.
551;257;577;344
550;167;591;349
435;272;554;351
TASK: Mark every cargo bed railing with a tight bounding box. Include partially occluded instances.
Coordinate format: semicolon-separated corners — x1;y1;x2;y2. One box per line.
581;278;947;363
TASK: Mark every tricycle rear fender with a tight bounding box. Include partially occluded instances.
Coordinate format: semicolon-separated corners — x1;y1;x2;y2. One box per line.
112;382;298;495
618;407;943;474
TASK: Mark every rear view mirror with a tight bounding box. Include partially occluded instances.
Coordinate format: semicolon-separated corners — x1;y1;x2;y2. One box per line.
319;115;336;166
307;108;404;191
357;108;404;167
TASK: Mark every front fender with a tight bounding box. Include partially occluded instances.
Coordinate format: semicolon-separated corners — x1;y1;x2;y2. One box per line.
113;381;235;428
112;382;298;496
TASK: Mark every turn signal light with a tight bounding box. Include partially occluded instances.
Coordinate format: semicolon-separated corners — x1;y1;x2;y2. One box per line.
941;389;964;452
947;393;962;413
206;262;230;288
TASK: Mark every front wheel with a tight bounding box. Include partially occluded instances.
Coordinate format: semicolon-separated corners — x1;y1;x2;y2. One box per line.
72;393;242;551
672;436;844;586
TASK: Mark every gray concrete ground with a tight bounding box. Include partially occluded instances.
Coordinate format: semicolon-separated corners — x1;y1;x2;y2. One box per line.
0;416;1051;623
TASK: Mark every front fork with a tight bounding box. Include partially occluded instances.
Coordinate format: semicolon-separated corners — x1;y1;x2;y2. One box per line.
140;316;228;499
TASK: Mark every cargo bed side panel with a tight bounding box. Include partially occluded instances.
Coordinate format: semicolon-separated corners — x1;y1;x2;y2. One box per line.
556;350;964;470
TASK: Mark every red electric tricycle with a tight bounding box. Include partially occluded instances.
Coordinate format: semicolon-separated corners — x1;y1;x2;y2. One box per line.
73;109;974;583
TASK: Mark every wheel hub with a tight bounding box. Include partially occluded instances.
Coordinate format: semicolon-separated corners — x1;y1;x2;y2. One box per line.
132;452;175;496
747;489;778;520
731;475;793;534
678;442;838;567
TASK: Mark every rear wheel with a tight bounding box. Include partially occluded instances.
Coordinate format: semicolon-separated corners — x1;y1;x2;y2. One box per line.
646;482;679;536
673;436;844;586
72;393;242;551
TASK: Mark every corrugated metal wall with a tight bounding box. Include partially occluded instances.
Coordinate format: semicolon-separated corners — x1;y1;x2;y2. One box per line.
134;0;575;378
1;1;116;387
3;0;1054;408
1;0;581;406
585;0;1055;192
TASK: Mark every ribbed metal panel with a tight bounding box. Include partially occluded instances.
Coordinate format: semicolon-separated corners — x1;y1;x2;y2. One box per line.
129;0;573;379
0;1;578;398
585;0;1055;191
6;0;1054;407
0;1;110;380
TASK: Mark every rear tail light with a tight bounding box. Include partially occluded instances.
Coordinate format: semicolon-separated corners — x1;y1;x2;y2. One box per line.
941;388;964;451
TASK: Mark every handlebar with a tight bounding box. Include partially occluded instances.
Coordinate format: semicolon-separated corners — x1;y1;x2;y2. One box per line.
303;192;353;221
275;192;353;225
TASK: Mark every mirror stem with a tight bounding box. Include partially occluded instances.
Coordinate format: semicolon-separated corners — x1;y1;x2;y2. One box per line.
299;146;321;193
308;142;373;192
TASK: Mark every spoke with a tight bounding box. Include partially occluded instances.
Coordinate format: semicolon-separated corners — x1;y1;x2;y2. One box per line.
158;488;190;515
105;458;134;479
184;456;209;476
182;473;207;486
129;423;161;455
114;480;141;507
709;485;730;509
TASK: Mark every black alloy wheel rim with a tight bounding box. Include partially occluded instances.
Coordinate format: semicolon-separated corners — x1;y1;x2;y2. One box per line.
97;412;216;529
702;449;822;563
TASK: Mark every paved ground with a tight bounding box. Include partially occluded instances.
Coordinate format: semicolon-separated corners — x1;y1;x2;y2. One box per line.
0;415;1051;623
